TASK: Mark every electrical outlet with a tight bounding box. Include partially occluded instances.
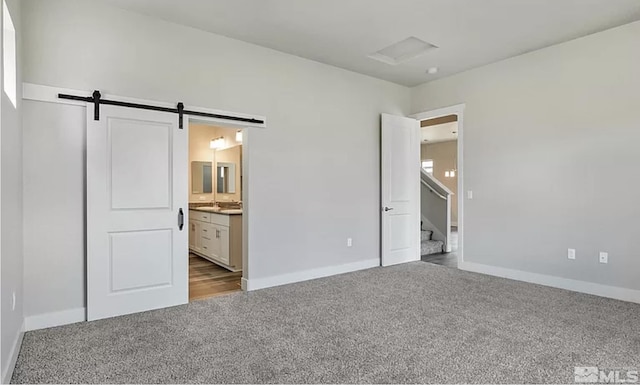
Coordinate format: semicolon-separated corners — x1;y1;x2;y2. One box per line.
568;248;576;260
347;238;353;247
12;291;16;311
599;252;608;264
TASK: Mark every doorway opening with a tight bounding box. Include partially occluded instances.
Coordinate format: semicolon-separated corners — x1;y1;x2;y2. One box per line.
412;105;465;269
188;121;245;301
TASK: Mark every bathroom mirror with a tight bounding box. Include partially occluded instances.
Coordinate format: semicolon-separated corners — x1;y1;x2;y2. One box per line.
216;162;236;194
191;161;213;194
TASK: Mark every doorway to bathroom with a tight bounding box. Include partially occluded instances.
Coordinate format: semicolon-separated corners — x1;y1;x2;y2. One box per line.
187;121;247;301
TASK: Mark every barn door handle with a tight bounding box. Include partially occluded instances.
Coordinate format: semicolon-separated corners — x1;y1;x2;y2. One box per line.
178;208;184;231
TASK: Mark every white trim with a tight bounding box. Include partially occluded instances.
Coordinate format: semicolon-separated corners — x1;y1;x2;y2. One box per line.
24;308;86;331
22;82;89;106
22;82;267;128
459;261;640;304
1;320;24;385
410;103;466;121
244;258;380;291
411;103;465;266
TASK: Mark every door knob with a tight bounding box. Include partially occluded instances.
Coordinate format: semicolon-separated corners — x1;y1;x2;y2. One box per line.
384;207;394;212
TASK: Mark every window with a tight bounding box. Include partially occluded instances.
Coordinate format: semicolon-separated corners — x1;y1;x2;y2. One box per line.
3;0;17;108
421;160;433;175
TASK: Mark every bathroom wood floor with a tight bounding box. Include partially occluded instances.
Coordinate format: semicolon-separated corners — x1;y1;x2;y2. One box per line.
189;254;242;301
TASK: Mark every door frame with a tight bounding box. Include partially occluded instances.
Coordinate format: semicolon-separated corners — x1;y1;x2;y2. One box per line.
22;83;267;320
185;116;265;291
410;104;466;266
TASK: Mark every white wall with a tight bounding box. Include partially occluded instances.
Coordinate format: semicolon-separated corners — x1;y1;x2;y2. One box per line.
412;21;640;292
21;0;410;319
1;0;23;382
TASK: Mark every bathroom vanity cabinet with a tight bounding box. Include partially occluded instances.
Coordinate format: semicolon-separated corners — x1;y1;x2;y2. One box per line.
189;209;242;271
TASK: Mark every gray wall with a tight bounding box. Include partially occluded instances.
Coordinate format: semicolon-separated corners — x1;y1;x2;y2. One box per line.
420;182;448;242
1;0;23;381
421;140;458;223
21;0;410;318
22;102;86;319
412;21;640;291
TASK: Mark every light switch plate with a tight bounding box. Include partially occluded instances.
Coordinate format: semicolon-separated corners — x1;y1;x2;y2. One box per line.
467;190;473;199
599;252;608;264
568;248;576;260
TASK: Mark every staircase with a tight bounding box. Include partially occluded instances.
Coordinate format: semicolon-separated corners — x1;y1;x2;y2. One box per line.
421;229;444;255
420;170;454;256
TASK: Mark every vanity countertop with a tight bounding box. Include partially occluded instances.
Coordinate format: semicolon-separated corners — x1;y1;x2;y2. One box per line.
189;206;242;215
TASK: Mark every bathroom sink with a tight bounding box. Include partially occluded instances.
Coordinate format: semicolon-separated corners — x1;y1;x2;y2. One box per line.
219;209;242;214
195;207;220;212
195;207;242;214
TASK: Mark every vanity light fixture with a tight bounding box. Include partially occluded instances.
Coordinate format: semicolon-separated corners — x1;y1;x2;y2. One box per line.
210;137;225;149
236;130;243;143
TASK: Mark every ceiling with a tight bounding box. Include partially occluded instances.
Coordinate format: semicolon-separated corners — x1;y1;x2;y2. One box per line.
101;0;640;87
422;122;458;144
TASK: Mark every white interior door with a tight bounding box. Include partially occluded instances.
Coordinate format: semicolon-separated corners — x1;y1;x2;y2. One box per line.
381;113;420;266
87;104;188;321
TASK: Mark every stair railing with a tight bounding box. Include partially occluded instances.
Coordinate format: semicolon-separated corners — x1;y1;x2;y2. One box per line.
421;179;447;200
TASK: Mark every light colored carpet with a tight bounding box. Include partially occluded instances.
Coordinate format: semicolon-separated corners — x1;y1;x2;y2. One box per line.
12;262;640;384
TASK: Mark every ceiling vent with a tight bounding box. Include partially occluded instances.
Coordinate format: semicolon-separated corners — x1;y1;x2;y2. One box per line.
368;37;438;66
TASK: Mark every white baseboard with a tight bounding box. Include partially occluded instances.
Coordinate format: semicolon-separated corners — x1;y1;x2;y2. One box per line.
244;258;380;291
1;320;24;385
459;261;640;304
24;308;86;332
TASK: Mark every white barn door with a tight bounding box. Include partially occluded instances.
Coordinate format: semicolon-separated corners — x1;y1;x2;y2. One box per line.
381;113;420;266
87;105;188;321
